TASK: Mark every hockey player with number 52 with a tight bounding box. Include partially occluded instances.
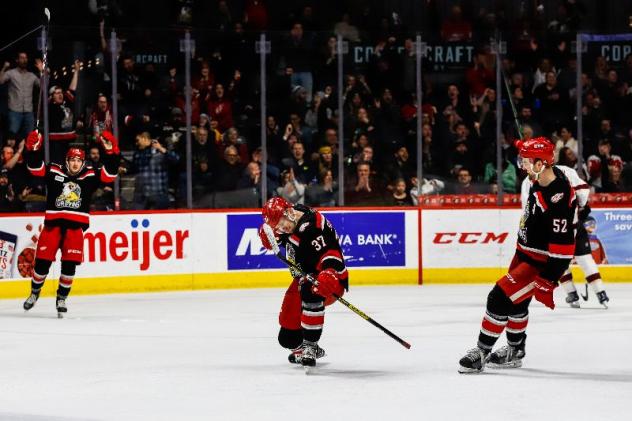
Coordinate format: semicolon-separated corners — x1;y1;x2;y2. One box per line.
258;197;349;368
459;137;577;373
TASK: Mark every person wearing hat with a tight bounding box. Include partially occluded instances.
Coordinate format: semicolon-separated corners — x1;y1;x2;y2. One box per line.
48;60;81;164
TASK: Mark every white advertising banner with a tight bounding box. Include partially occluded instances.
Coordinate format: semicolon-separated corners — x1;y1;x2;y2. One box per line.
421;209;521;268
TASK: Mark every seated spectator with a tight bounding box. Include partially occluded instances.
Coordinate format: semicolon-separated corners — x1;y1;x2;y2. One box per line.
276;168;305;205
553;126;578;161
214;145;244;192
127;132;179;210
410;177;446;204
451;167;479;194
353;145;375;169
306;169;337;207
384;145;415;188
0;168;20;212
220;127;249;164
345;161;386;205
391;178;413;206
322;127;340;155
587;139;622;190
238;161;262;193
483;157;518;193
533;71;570;134
600;160;625;193
448;140;476;178
192;127;217;197
288;112;313;147
317;146;337;179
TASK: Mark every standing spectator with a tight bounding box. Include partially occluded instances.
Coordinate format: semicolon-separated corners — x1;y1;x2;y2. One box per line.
282;142;314;185
207;83;234;132
557;147;588;181
483;157;518;193
48;60;81;164
282;22;314;102
220;127;249;164
533;71;569;135
600;161;624;193
88;94;114;139
0;52;43;140
118;55;145;120
127;132;179;209
440;4;473;42
384;145;415;188
192;127;217;198
448;140;476;178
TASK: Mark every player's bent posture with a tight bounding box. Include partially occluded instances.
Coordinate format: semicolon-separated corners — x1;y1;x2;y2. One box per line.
22;130;120;317
521;165;609;308
459;138;577;373
259;197;349;367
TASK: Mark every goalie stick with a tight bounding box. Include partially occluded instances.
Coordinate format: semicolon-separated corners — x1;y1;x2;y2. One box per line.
262;224;412;350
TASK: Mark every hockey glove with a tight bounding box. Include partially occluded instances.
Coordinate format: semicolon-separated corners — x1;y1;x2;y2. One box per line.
258;224;276;251
25;130;42;151
312;268;343;299
533;276;556;310
99;131;120;155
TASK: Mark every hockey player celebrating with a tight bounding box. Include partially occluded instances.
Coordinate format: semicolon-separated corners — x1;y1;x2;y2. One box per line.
22;130;120;317
521;164;610;308
258;197;349;368
459;137;577;373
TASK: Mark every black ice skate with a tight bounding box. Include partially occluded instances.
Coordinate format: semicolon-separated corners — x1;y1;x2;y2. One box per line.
23;291;40;311
288;343;326;365
486;343;526;369
299;341;321;369
458;347;489;373
596;291;609;309
565;291;581;308
56;297;67;318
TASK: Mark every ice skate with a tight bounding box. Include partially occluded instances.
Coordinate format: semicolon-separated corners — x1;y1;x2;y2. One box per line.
565;291;581;308
23;291;40;311
56;297;67;318
299;341;321;372
596;291;609;309
458;347;488;373
288;343;326;365
486;344;526;369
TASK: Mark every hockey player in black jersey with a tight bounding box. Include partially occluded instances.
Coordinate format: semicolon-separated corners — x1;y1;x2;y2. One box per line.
258;197;349;367
459;137;577;373
22;130;120;317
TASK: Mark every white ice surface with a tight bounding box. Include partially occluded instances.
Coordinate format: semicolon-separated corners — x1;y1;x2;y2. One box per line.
0;284;631;421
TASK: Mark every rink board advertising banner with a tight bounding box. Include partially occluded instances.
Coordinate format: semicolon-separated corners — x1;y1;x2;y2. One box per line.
226;211;406;270
589;210;632;265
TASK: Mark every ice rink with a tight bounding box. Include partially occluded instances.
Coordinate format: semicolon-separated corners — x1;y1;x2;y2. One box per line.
0;284;631;421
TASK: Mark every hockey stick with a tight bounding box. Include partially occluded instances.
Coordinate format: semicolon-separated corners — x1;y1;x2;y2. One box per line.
580;282;589;301
262;224;412;349
35;8;51;129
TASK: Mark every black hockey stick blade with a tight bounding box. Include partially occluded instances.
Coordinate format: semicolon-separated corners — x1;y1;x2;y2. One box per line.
262;224;412;349
580;282;589;301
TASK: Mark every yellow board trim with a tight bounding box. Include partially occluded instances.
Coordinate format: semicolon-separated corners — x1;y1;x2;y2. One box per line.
0;268;418;299
422;266;632;284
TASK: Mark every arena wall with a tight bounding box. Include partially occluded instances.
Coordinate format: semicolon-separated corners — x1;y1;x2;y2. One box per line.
0;207;630;298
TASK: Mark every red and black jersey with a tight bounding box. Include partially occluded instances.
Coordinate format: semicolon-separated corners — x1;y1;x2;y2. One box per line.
278;204;349;290
25;149;118;230
516;166;578;283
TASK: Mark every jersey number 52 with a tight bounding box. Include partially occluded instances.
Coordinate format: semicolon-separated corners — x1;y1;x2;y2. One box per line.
553;219;568;233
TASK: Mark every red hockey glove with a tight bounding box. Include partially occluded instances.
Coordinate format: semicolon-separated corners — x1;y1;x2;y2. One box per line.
99;131;120;155
533;276;556;310
25;130;42;151
258;224;276;251
312;268;343;299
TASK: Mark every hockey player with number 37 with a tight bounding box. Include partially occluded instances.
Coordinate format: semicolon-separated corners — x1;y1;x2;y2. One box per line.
459;137;577;373
258;197;349;368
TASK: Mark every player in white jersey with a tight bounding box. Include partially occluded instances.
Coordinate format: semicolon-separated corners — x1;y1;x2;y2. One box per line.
521;165;610;308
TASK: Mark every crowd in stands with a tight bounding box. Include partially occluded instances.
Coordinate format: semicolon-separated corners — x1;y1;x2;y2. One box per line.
1;0;632;212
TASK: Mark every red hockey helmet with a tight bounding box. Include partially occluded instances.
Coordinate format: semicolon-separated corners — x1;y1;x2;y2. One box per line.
515;137;555;167
66;147;86;161
262;197;293;228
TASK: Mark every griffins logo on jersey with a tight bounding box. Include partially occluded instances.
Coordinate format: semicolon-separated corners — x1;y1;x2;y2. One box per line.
55;181;82;209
